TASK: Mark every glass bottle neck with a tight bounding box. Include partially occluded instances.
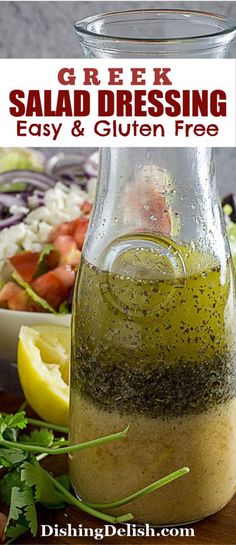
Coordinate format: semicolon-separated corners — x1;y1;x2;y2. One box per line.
84;147;228;273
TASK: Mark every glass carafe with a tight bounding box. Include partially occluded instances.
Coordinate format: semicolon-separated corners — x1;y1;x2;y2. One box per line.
70;10;236;525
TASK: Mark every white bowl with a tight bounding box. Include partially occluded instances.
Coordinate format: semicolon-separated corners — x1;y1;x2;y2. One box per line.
0;308;71;362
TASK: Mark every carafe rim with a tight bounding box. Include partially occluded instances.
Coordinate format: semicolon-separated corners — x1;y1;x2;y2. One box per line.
74;9;236;46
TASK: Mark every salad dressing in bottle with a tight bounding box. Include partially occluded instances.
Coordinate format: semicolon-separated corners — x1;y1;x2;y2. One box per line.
70;10;236;525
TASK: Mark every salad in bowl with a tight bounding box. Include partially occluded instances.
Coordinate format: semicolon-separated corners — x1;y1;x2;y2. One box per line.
0;150;98;361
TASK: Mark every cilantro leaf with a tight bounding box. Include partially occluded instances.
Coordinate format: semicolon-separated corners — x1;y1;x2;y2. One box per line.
24;500;37;536
3;412;27;431
0;448;27;468
3;428;18;443
33;244;59;279
7;487;28;524
1;465;37;540
20;429;54;448
42;475;71;509
4;522;28;544
21;461;66;508
56;474;70;491
12;272;56;314
6;485;37;538
0;469;22;505
0;412;27;437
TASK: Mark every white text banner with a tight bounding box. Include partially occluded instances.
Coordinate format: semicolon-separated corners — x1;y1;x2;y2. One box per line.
0;59;235;147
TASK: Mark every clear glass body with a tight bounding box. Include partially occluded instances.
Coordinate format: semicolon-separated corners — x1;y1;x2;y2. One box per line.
70;10;236;525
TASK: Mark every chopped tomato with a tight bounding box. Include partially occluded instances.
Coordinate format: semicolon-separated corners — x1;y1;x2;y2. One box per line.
70;216;89;232
48;221;75;241
53;236;81;266
131;182;172;236
72;217;89;250
80;200;92;214
9;251;40;282
54;265;76;288
32;271;68;310
48;214;90;248
0;282;38;312
142;192;172;235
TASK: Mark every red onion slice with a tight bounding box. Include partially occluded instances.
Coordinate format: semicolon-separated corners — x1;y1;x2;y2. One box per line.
0;170;55;191
0;213;25;229
0;193;27;208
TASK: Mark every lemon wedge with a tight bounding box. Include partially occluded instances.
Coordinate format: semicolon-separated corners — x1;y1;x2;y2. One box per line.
17;325;70;426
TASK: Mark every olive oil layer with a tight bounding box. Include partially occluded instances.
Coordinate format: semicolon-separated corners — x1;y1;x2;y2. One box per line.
71;247;236;417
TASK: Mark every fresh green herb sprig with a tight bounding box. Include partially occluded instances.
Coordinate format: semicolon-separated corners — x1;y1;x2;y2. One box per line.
0;411;189;544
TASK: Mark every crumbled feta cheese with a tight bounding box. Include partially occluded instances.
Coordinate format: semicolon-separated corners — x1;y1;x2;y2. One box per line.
9;204;29;215
0;181;91;275
27;194;41;208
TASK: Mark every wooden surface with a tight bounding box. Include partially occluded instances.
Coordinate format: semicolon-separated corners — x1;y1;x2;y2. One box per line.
0;391;236;545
